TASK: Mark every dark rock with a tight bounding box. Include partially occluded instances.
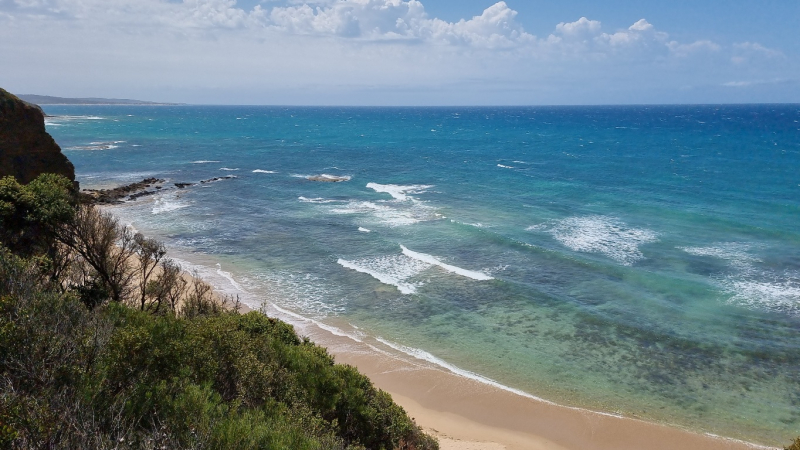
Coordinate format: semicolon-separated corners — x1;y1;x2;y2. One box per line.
175;182;194;189
199;175;237;184
82;178;165;205
128;190;157;200
305;174;351;182
0;87;75;184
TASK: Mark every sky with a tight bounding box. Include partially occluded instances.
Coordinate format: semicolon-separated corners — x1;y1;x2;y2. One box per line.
1;0;798;105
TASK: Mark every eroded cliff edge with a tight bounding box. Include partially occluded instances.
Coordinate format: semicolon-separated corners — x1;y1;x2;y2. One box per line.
0;87;75;184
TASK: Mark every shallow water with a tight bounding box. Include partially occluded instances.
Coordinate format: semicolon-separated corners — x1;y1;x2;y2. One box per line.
46;104;800;445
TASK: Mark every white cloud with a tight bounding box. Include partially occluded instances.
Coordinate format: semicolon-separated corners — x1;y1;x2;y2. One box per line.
0;0;796;104
597;19;668;48
731;41;785;64
267;1;532;47
554;17;600;40
668;40;721;57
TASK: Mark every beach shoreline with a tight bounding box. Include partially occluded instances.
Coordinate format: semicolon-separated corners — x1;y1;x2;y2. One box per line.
275;304;774;450
101;204;777;450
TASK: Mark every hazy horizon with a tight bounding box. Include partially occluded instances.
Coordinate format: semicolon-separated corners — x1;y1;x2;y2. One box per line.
3;1;798;106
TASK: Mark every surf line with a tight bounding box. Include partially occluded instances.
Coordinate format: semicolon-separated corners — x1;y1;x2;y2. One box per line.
400;245;493;281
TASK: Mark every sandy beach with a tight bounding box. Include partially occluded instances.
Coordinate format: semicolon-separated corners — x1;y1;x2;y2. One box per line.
171;251;774;450
111;204;781;450
263;305;774;450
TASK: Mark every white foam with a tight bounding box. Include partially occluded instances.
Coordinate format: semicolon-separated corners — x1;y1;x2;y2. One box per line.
374;337;558;405
43;115;104;123
171;257;358;340
252;169;277;174
298;196;341;204
216;263;245;292
268;302;362;342
400;245;493;281
338;257;426;294
252;271;347;318
530;216;658;266
722;275;800;315
151;195;190;214
330;200;438;227
680;243;760;272
358;227;371;233
191;160;220;164
497;164;514;169
680;243;800;315
366;183;433;201
219;167;240;171
67;142;120;151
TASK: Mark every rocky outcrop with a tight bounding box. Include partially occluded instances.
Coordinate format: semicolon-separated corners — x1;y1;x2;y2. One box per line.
0;87;75;184
81;178;166;204
305;174;351;182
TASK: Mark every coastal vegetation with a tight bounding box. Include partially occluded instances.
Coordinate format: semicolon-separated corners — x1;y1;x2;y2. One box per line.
0;173;437;449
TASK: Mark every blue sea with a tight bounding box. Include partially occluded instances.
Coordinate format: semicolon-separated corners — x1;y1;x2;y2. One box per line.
44;105;799;445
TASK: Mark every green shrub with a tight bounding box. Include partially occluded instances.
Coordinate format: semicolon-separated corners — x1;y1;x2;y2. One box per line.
0;174;438;449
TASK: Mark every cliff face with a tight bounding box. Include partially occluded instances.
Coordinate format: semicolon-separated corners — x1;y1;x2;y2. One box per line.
0;88;75;184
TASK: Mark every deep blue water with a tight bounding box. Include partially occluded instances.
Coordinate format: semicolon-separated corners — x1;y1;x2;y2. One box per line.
45;105;800;445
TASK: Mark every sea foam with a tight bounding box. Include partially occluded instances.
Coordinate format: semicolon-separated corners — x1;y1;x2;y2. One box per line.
330;200;439;227
152;195;190;214
722;274;800;315
529;216;658;266
299;196;341;204
680;243;760;272
400;245;493;281
68;141;125;151
680;243;799;315
252;169;277;174
366;183;432;201
338;257;427;295
327;182;439;227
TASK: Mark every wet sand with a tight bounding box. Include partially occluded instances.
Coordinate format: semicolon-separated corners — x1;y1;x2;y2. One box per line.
275;307;773;450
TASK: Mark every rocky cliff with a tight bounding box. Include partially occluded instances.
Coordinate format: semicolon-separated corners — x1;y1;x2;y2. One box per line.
0;87;75;184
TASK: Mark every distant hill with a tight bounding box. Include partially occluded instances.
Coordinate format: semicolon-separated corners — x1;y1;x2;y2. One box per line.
17;94;183;105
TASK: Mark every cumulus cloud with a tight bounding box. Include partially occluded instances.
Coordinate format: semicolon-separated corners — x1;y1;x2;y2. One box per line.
543;16;677;60
668;40;721;57
596;19;668;49
0;0;715;56
554;17;601;40
267;0;532;47
0;0;796;104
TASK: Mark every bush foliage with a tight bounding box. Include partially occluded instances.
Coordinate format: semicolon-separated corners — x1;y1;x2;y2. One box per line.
0;174;437;450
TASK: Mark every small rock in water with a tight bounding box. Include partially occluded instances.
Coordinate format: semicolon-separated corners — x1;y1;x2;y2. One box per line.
306;174;351;182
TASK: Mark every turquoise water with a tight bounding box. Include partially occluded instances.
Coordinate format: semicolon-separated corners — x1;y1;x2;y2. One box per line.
45;105;800;445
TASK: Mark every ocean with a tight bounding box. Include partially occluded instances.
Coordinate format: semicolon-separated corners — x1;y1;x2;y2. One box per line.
44;104;799;445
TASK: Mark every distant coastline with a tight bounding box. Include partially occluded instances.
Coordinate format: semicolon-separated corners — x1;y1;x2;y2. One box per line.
18;94;183;106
